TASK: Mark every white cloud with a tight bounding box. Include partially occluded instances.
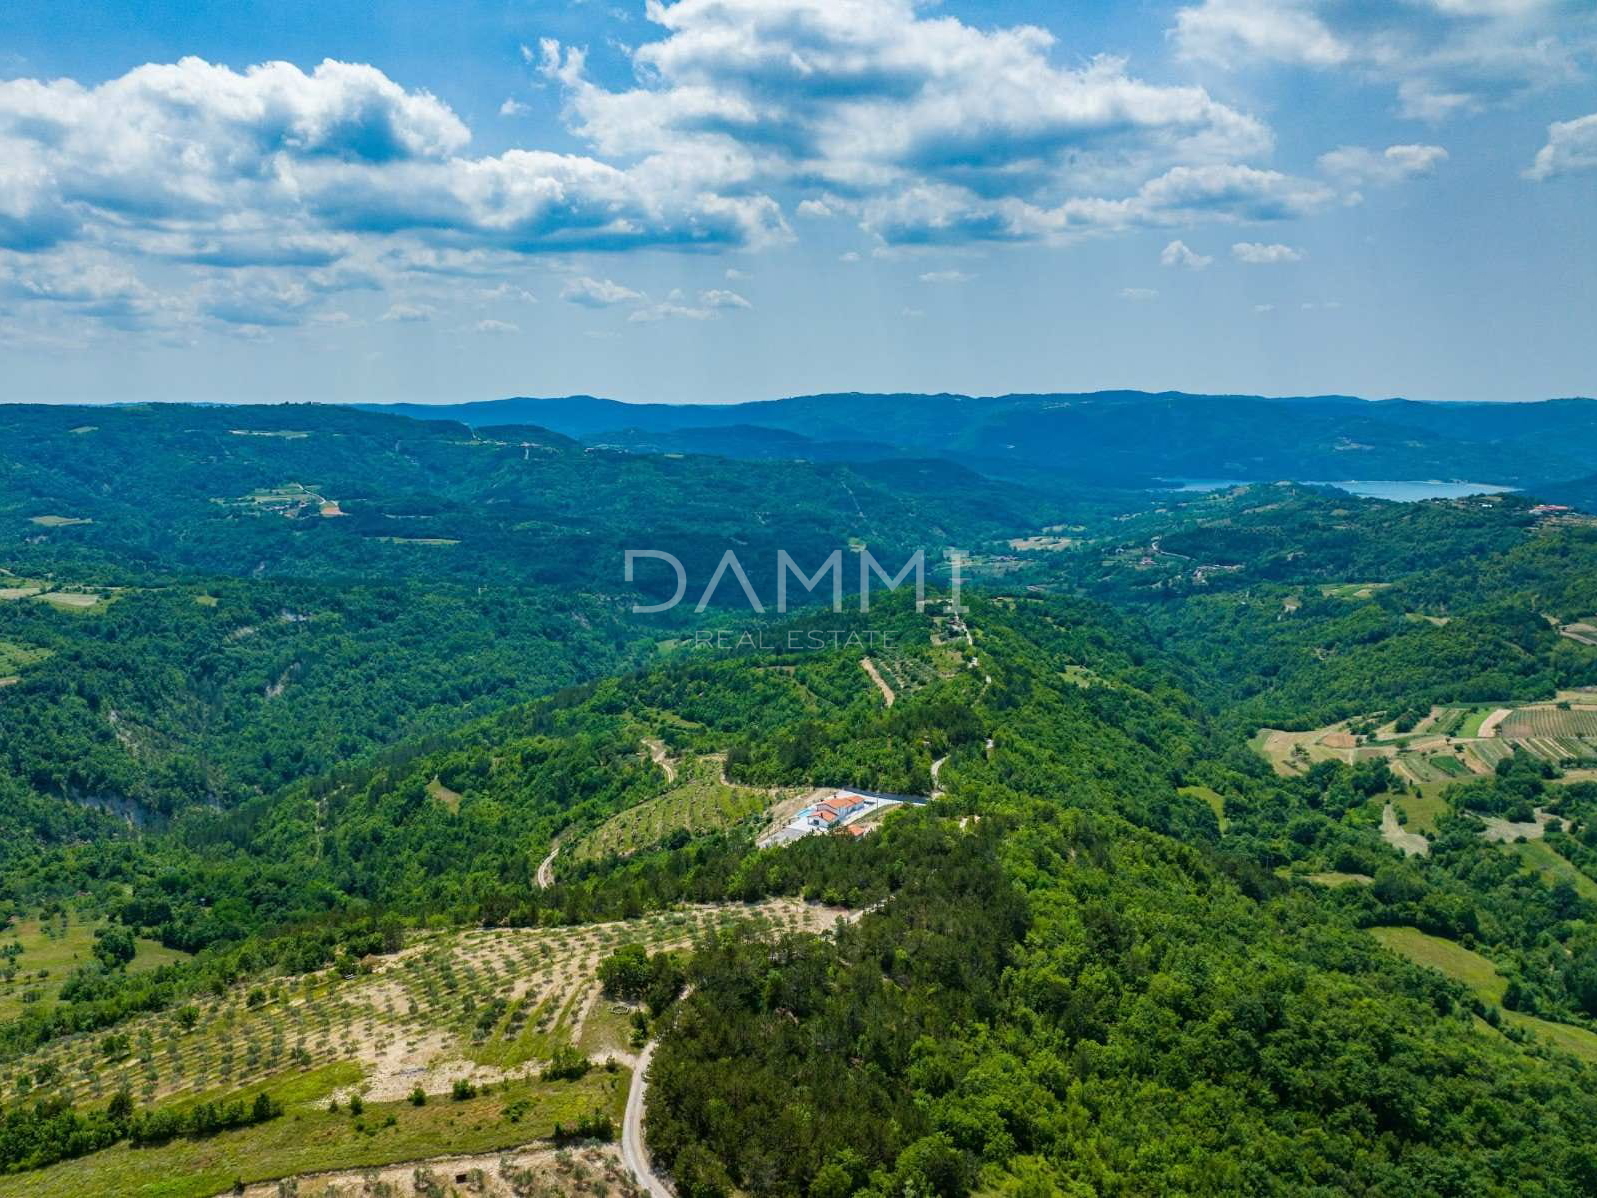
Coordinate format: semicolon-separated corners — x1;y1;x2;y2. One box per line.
724;267;749;279
380;303;433;322
499;97;531;117
861;164;1333;244
1119;287;1159;301
0;55;790;337
1253;303;1275;313
560;276;643;307
1160;239;1213;269
699;288;752;309
1232;241;1303;263
544;0;1276;249
629;301;715;323
918;269;974;284
1318;144;1449;186
1171;0;1591;120
474;318;519;334
0;249;163;331
1526;112;1597;180
839;251;861;262
477;283;537;303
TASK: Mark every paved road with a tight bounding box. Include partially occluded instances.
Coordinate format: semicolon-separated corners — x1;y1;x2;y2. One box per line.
622;1040;674;1198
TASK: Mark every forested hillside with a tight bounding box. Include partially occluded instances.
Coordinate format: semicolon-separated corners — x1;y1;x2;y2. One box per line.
367;391;1597;496
3;402;1597;1195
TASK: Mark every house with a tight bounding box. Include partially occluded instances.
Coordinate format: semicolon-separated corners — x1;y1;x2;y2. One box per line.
804;790;869;828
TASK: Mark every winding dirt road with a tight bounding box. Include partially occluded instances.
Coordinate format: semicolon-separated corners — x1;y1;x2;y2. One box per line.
861;657;895;706
643;738;678;783
535;839;560;889
623;1041;675;1198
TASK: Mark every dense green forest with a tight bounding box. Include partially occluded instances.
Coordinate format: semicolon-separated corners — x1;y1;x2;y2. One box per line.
4;402;1597;1195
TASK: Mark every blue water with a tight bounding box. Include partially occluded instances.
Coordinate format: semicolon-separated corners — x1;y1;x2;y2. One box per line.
1159;479;1514;502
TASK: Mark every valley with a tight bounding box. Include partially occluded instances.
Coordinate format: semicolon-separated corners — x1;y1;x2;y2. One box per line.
3;399;1597;1196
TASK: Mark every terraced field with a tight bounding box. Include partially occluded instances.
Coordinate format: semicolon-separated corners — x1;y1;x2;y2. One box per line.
574;756;786;862
0;901;841;1198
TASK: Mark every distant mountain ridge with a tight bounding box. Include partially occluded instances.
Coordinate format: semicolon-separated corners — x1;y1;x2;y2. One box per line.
360;391;1597;492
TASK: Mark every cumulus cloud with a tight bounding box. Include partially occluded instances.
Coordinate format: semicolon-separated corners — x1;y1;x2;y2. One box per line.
918;269;974;284
860;164;1333;244
560;276;643;307
699;288;752;309
0;55;789;332
543;0;1278;249
1170;0;1592;121
1232;241;1303;263
1119;287;1159;301
475;318;519;334
1318;144;1449;186
0;0;1404;340
1160;239;1213;269
1526;112;1597;180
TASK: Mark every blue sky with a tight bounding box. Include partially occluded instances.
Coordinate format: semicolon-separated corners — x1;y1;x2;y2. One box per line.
0;0;1592;405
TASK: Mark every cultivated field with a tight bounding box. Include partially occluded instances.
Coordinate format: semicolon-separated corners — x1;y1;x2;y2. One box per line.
0;900;842;1198
1499;705;1597;739
574;756;780;861
1259;702;1597;783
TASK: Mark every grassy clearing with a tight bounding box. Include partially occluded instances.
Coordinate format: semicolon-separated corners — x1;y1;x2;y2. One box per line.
1506;840;1597;902
576;757;770;861
1320;582;1392;600
28;515;92;528
34;591;111;613
1370;927;1506;1002
0;640;50;675
0;914;188;1022
426;778;463;813
1457;707;1495;738
1390;793;1449;836
1178;785;1226;830
1302;872;1373;887
0;1070;624;1198
1369;926;1597;1065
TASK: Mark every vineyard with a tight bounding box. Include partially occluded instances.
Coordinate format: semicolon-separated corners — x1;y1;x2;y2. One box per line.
1500;705;1597;739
